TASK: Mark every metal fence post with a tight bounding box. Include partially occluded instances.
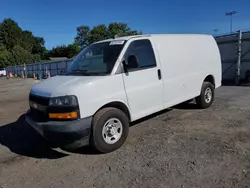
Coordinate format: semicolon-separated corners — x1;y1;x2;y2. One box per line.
56;61;58;75
39;62;42;80
24;63;27;78
236;30;242;85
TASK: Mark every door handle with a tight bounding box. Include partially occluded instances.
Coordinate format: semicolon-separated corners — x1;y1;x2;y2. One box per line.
157;69;162;80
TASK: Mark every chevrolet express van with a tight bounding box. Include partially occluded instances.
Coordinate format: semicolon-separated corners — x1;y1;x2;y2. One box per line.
26;34;222;153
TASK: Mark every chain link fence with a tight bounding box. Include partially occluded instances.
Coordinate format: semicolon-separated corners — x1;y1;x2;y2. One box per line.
215;31;250;82
5;59;73;79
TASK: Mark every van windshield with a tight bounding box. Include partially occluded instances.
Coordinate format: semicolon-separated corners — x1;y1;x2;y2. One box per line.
66;41;125;76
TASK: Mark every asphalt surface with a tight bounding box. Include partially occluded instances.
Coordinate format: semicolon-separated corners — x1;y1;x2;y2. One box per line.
0;78;250;188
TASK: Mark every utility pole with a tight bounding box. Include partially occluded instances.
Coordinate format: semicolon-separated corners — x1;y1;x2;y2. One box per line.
225;10;237;34
236;30;242;85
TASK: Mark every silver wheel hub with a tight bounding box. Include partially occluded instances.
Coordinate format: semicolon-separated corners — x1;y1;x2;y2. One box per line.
204;88;212;103
102;118;123;144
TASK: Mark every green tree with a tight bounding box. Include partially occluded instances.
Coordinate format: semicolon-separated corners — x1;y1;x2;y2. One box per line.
0;44;11;68
20;30;34;52
67;42;80;58
48;43;80;58
0;18;47;67
107;22;141;38
19;30;46;54
75;22;141;49
87;24;109;44
32;37;46;54
11;45;40;65
75;26;90;49
0;19;22;50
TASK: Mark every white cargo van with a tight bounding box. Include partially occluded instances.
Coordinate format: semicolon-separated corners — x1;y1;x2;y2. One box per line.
26;34;221;153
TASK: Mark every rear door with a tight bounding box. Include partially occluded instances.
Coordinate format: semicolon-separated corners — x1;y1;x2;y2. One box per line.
121;39;164;121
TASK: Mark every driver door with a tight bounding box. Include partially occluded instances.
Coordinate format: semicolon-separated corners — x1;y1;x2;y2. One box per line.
122;39;164;121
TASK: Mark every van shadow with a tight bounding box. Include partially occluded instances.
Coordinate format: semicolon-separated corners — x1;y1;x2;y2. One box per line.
63;145;101;155
172;101;200;110
0;114;68;159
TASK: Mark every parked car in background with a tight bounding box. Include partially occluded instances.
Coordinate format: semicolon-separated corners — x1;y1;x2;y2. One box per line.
0;68;6;77
26;34;222;153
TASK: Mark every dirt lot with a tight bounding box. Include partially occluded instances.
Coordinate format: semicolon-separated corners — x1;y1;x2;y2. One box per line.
0;78;250;188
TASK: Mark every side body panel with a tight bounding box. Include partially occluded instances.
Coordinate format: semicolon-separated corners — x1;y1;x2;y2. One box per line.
151;35;221;108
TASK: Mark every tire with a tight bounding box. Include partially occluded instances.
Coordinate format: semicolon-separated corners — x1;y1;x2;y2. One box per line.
90;107;129;153
196;81;215;109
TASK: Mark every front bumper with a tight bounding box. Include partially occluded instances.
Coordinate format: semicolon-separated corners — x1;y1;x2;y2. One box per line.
25;110;92;148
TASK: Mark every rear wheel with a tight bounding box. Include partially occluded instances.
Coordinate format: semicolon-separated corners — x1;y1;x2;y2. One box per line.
196;81;215;109
90;107;129;153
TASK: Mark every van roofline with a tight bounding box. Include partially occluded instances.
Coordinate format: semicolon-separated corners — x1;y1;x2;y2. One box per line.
93;35;152;44
93;33;212;44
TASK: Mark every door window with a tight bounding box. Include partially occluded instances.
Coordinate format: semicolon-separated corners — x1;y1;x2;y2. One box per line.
124;39;157;71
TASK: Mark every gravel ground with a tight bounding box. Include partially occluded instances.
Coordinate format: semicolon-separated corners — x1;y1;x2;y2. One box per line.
0;78;250;188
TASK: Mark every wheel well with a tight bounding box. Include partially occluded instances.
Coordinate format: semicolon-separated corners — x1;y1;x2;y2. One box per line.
100;102;131;121
204;75;215;86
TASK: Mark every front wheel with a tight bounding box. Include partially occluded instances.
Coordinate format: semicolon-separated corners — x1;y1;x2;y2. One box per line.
90;107;129;153
196;81;215;109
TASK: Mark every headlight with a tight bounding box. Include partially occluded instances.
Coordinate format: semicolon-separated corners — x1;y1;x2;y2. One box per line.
49;95;78;106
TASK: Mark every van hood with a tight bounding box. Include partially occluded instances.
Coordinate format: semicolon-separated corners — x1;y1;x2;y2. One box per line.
30;75;101;97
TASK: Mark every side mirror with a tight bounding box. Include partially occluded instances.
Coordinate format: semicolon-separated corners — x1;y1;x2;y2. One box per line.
127;55;139;69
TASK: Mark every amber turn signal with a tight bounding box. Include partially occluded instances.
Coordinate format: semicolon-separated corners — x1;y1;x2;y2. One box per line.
49;112;78;119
